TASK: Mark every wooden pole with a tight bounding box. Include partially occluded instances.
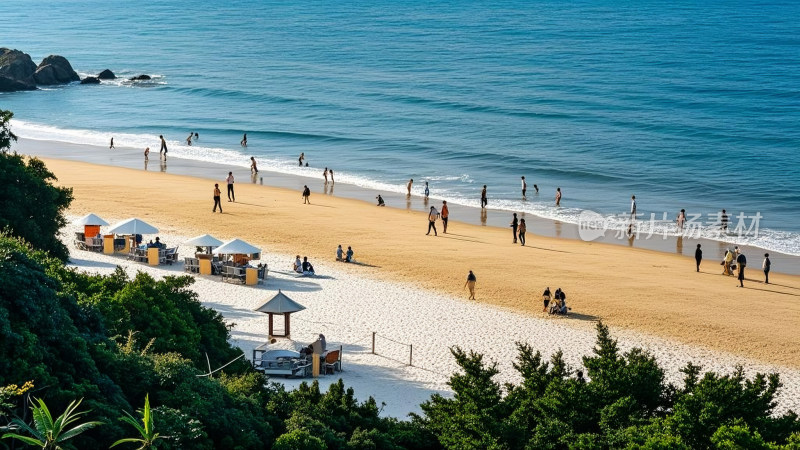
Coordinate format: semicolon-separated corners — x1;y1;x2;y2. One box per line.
371;332;376;354
409;344;413;366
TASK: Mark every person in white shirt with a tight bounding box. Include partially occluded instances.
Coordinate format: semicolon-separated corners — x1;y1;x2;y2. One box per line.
426;206;439;236
226;172;235;202
293;255;303;273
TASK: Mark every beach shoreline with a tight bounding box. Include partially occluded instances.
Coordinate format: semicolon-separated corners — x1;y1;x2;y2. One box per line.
19;142;800;369
14;137;800;275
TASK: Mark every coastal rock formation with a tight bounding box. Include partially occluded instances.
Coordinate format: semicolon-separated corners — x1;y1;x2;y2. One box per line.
129;74;151;81
80;76;100;84
0;48;37;91
33;55;80;85
97;69;115;80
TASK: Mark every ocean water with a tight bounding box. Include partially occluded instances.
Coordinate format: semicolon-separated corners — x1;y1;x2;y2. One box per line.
1;0;799;254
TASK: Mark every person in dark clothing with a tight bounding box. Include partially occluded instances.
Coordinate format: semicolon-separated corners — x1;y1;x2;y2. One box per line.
542;287;551;312
510;213;518;243
302;185;311;204
763;253;771;284
695;244;702;272
736;251;747;287
213;183;222;213
480;185;487;208
464;270;477;300
159;134;168;158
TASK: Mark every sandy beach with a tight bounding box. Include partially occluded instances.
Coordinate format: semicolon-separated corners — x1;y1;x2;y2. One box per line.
38;155;800;372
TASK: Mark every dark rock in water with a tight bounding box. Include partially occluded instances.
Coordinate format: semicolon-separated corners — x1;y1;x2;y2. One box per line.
33;55;80;85
129;74;151;81
80;76;101;84
0;48;37;91
97;69;115;80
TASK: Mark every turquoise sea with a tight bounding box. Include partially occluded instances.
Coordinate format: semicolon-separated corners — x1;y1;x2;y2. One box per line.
2;0;799;254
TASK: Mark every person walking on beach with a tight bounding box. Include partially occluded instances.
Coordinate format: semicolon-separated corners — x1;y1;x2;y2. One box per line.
695;244;702;272
241;133;247;147
518;218;527;246
159;135;168;158
426;206;439;236
521;176;527;197
736;251;747;287
329;169;334;183
441;200;449;233
407;179;413;196
298;152;305;166
323;167;329;183
109;137;114;149
213;183;222;213
250;156;258;174
302;185;311;204
555;187;562;206
763;253;771;284
510;213;519;243
481;185;488;209
424;181;430;200
721;209;729;231
226;172;235;202
464;270;477;300
144;147;149;161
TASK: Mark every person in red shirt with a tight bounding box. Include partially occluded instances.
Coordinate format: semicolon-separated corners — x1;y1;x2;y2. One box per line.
441;201;449;233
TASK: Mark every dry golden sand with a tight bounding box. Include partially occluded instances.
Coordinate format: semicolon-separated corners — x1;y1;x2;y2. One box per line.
44;158;800;368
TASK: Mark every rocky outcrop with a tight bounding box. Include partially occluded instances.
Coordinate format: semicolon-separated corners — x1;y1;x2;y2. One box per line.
80;76;100;84
33;55;80;85
129;74;151;81
0;48;37;91
97;69;115;80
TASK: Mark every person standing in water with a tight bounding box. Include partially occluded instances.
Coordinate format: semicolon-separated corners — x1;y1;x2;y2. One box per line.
250;156;258;174
213;183;222;213
241;133;247;147
464;270;477;300
534;184;539;194
480;185;487;208
555;187;562;206
441;200;449;233
144;147;149;161
424;181;430;200
677;209;686;232
763;253;771;284
159;135;168;159
407;179;413;196
694;244;702;272
329;169;334;183
109;137;114;149
194;132;199;141
521;176;527;197
510;213;519;244
226;172;235;202
299;152;305;166
721;209;729;231
186;133;193;146
323;167;329;183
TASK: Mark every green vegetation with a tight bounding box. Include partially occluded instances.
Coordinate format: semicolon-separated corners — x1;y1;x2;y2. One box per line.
0;109;798;448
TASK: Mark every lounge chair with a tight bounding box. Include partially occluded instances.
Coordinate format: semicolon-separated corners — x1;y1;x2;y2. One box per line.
164;247;179;265
323;349;341;375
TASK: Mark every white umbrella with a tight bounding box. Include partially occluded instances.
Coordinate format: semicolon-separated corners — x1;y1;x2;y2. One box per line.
212;238;261;256
183;234;224;247
107;218;159;235
72;213;109;226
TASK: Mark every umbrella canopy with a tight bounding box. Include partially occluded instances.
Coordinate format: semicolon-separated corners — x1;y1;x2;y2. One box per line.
254;290;306;314
184;234;224;248
107;218;159;235
213;238;261;255
72;213;109;226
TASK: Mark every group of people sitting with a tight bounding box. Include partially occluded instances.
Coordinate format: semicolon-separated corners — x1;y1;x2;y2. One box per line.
335;245;355;263
542;287;569;315
292;255;315;275
142;236;166;249
299;334;326;356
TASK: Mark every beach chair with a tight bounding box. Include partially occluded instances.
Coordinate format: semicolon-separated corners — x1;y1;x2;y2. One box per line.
165;247;179;265
323;349;341;375
257;265;268;284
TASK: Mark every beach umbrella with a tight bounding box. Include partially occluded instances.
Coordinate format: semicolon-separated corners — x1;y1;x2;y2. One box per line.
184;234;224;247
184;234;224;254
254;290;305;338
107;218;159;235
72;213;109;226
212;238;261;256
